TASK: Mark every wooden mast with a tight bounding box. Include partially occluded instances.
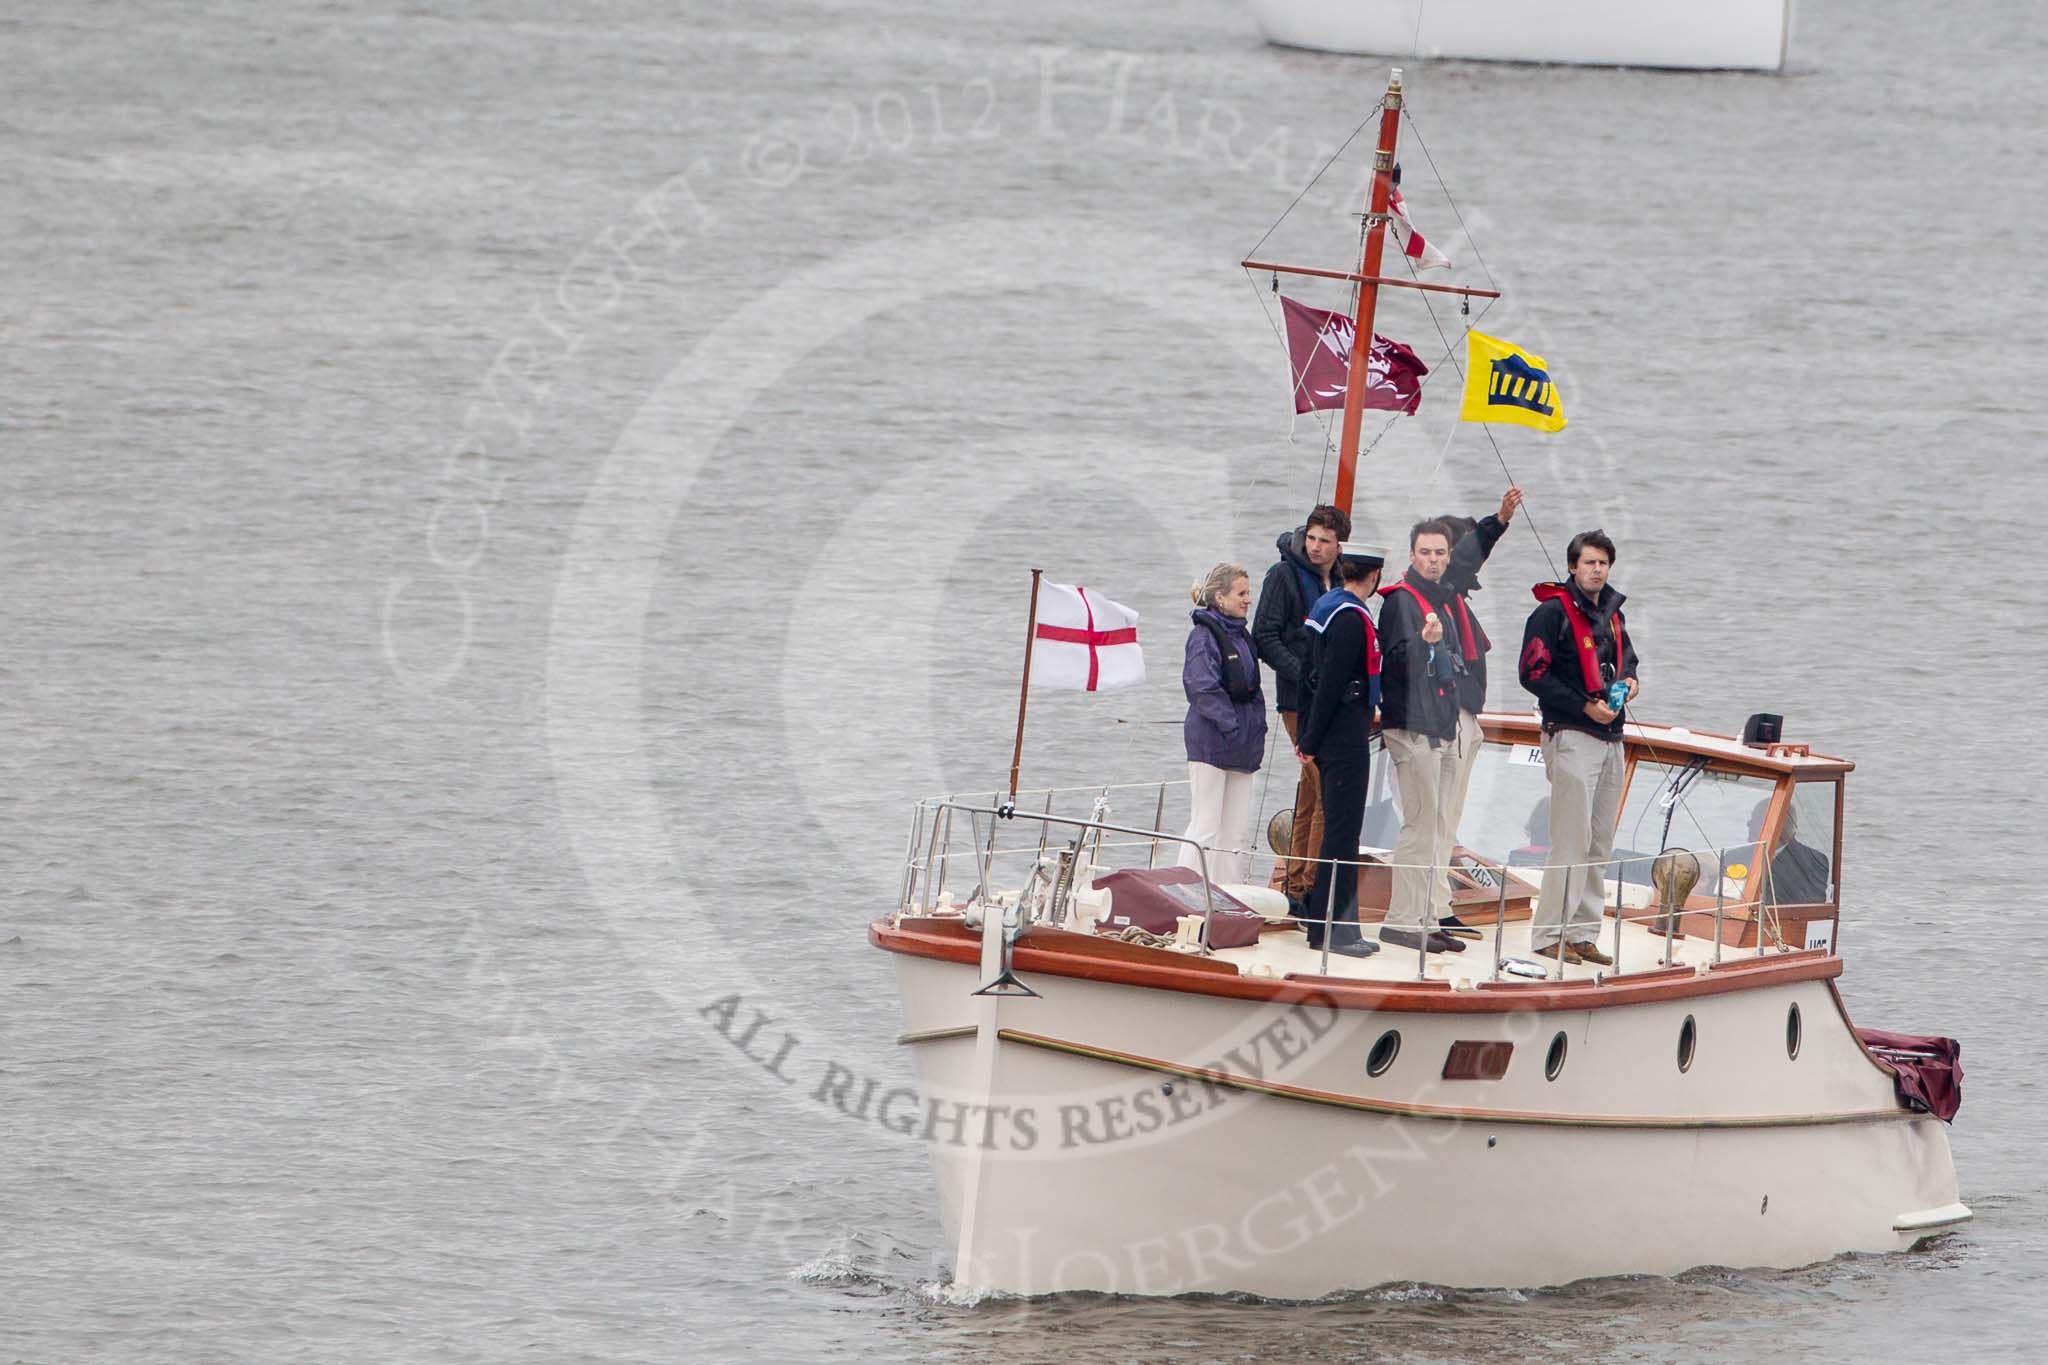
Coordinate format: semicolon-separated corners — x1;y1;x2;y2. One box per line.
1332;68;1407;518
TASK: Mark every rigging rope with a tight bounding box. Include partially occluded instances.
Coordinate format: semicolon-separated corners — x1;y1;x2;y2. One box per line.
1223;106;1792;950
1242;268;1340;494
1238;100;1568;576
1243;101;1386;264
1390;114;1725;883
1401;110;1500;297
1389;113;1561;582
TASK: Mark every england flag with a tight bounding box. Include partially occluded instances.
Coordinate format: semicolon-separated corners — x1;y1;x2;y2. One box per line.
1030;583;1144;692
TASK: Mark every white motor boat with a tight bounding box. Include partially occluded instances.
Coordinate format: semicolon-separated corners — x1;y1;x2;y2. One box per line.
870;69;1961;1297
874;714;1966;1296
1247;0;1795;72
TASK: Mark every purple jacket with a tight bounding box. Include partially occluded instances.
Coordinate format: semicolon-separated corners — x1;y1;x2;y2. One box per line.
1182;608;1268;772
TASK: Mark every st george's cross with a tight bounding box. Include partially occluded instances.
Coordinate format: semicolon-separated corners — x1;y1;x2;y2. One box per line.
1029;582;1144;692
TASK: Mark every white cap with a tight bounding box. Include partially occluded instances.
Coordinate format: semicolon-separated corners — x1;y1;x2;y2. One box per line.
1338;541;1388;569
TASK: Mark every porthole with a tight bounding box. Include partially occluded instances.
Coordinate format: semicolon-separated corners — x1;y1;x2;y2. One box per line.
1677;1015;1698;1073
1787;1002;1803;1060
1367;1029;1401;1077
1544;1031;1568;1082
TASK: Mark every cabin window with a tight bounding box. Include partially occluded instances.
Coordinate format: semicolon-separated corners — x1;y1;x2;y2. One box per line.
1615;763;1780;915
1757;782;1838;907
1423;738;1555;868
1545;1031;1568;1081
1677;1015;1698;1073
1787;1003;1803;1060
1367;1030;1401;1077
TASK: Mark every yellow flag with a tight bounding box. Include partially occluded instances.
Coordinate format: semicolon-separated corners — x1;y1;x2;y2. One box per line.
1459;331;1566;433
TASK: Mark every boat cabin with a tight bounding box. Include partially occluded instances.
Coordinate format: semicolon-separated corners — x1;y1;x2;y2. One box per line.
894;709;1851;988
1433;711;1849;955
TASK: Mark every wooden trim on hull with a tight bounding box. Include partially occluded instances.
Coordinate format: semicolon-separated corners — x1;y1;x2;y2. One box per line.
997;1028;1917;1131
871;918;1846;1014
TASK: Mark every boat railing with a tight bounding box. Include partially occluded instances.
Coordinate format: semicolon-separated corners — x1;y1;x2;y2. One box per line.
898;784;1802;984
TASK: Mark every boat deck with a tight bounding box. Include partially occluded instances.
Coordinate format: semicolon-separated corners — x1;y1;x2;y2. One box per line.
1212;908;1730;986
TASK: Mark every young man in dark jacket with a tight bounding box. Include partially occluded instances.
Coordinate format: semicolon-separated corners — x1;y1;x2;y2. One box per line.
1435;486;1523;720
1412;485;1522;938
1517;528;1641;966
1293;542;1385;958
1251;503;1348;910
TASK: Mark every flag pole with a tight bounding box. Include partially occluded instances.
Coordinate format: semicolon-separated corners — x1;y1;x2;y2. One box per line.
1005;568;1043;810
1333;67;1406;518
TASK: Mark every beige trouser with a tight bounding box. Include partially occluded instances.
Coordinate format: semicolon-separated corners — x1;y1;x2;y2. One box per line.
1178;761;1256;886
1382;711;1484;930
1534;726;1627;949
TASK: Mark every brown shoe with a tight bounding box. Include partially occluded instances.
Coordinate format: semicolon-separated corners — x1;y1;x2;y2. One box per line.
1531;942;1581;963
1571;941;1613;966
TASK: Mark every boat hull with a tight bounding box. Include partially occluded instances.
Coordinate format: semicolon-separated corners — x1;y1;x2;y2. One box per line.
1247;0;1794;72
889;949;1963;1296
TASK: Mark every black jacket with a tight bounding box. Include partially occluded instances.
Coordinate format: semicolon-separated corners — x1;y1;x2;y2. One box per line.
1376;570;1462;742
1297;593;1379;759
1517;581;1641;740
1442;513;1508;713
1251;528;1333;714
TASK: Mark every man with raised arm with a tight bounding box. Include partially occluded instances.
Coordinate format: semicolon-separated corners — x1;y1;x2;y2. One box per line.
1374;518;1467;955
1427;486;1522;935
1252;503;1350;915
1517;529;1640;966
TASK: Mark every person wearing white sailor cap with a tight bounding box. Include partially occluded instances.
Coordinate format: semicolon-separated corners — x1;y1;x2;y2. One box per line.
1290;541;1388;958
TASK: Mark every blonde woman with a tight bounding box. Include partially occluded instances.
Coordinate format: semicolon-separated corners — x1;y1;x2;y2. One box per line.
1177;563;1267;885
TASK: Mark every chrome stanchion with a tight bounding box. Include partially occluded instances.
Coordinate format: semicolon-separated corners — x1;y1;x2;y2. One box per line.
1552;866;1573;981
1756;854;1768;957
1610;856;1624;976
967;810;992;907
901;802;926;912
1197;845;1217;950
933;805;954;908
1147;781;1166;868
1415;860;1429;982
1491;866;1509;981
1714;850;1725;966
919;805;946;912
1320;853;1337;978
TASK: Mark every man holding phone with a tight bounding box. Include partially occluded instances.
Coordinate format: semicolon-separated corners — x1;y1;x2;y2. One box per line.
1517;529;1640;965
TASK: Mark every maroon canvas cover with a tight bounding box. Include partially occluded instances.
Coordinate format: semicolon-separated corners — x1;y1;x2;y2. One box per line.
1090;866;1266;949
1855;1028;1964;1123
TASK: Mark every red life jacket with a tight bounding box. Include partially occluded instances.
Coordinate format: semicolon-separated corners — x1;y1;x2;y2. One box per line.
1381;581;1480;662
1530;582;1624;692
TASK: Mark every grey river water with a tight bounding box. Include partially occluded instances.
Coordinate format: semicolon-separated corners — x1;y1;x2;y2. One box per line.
5;0;2046;1360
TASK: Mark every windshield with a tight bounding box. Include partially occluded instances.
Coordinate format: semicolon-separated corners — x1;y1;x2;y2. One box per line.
1450;739;1559;868
1615;759;1780;901
1361;738;1558;867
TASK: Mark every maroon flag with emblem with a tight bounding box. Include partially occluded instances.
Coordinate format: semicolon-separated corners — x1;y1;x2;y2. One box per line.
1280;295;1429;416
